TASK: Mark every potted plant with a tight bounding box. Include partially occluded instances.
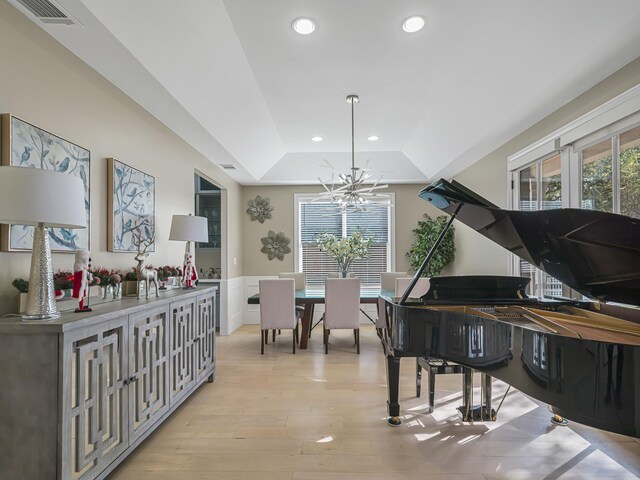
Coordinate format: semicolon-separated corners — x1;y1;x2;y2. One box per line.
316;229;373;278
406;214;455;277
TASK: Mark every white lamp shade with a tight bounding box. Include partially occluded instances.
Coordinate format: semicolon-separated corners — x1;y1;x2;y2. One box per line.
169;214;208;242
0;166;87;228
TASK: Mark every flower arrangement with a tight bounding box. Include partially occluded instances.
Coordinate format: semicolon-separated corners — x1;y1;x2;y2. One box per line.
316;229;372;278
157;265;181;281
90;268;122;287
53;270;75;290
12;265;179;294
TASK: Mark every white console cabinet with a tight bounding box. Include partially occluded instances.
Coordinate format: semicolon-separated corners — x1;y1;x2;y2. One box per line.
0;286;216;480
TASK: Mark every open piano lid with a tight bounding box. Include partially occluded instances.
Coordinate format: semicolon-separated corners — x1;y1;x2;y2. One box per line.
419;179;640;306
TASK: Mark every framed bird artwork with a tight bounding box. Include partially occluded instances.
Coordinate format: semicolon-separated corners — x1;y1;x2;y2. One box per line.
0;114;91;252
107;158;155;252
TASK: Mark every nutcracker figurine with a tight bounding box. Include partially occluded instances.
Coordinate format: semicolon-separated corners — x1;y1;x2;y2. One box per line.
73;250;93;312
182;252;198;289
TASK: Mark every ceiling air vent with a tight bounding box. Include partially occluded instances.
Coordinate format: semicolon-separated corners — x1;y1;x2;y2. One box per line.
12;0;80;25
218;164;236;170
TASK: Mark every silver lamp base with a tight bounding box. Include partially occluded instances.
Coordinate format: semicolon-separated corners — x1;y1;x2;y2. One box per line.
23;223;60;322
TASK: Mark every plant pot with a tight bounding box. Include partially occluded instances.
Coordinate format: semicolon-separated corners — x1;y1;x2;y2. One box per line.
121;280;145;297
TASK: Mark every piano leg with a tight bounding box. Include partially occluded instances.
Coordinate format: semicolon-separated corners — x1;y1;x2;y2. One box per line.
481;373;496;421
386;354;402;426
461;368;473;421
416;358;422;397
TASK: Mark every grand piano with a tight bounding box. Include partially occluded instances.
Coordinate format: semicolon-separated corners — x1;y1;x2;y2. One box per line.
380;178;640;438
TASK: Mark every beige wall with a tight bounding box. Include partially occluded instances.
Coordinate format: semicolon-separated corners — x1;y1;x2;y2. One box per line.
450;55;640;276
241;184;447;276
0;2;242;315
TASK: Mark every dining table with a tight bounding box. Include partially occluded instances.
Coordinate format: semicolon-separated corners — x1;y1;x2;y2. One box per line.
247;287;394;349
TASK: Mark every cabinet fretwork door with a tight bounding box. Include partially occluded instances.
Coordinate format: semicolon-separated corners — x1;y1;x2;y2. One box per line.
196;294;216;381
169;298;197;405
128;305;170;442
62;318;128;480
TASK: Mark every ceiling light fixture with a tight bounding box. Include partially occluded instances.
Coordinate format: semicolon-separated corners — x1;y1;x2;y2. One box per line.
311;136;323;142
292;17;316;35
402;15;425;33
313;95;389;210
367;135;380;141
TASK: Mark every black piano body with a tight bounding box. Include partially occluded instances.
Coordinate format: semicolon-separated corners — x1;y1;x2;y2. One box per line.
381;179;640;438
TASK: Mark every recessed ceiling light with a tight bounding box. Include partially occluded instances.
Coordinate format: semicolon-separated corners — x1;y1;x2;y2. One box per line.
311;136;323;142
292;17;316;35
402;15;425;33
367;135;380;141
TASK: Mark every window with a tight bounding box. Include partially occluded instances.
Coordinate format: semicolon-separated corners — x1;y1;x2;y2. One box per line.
296;196;393;288
508;86;640;302
516;154;563;298
579;124;640;218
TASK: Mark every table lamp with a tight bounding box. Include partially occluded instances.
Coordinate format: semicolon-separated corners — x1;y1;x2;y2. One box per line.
169;214;208;255
169;214;208;288
0;166;87;321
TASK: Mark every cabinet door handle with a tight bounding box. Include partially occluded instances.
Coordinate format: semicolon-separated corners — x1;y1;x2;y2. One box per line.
130;375;138;383
123;378;129;386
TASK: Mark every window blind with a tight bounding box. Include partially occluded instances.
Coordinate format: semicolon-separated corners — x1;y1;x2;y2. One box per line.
299;201;391;287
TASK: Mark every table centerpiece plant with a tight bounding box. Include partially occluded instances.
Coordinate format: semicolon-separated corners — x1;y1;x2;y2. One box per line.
316;229;373;278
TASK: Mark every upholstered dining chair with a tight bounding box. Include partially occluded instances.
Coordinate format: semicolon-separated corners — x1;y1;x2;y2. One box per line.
395;277;431;298
258;279;299;354
278;272;305;290
327;272;356;279
380;272;407;292
377;272;407;330
323;278;361;354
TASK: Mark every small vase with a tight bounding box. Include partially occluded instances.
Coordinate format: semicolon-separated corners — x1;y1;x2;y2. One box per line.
113;284;121;299
102;286;110;299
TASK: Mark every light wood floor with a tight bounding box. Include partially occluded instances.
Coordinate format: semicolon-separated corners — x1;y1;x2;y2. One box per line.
109;325;640;480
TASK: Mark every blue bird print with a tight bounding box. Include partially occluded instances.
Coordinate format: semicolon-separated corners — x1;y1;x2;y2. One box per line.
124;219;132;229
78;166;87;188
60;228;77;242
127;187;138;198
143;178;153;190
57;157;70;173
20;146;32;165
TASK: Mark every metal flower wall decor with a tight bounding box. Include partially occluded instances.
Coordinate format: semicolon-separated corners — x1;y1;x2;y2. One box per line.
261;230;291;261
247;195;274;223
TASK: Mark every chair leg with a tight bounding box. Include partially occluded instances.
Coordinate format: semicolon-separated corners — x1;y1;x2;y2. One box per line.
292;328;296;354
324;327;328;354
416;358;422;397
355;328;360;354
294;326;299;344
272;330;276;342
265;329;268;344
261;330;265;355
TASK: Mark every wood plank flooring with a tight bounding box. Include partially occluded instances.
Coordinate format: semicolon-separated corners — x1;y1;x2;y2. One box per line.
109;325;640;480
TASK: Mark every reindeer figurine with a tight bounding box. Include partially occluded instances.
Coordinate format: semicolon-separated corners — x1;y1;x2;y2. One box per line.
132;230;159;299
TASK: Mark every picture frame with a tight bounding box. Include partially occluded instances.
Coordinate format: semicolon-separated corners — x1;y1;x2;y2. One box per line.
0;114;91;252
107;158;155;252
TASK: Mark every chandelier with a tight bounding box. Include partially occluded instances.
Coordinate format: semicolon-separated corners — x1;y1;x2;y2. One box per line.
314;95;389;210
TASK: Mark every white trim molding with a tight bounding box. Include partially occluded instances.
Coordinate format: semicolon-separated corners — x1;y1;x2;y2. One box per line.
508;82;640;167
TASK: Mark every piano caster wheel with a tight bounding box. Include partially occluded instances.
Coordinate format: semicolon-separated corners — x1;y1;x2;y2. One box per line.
387;416;402;427
550;414;569;426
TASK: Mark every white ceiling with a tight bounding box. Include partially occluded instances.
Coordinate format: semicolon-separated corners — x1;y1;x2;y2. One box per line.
16;0;640;184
